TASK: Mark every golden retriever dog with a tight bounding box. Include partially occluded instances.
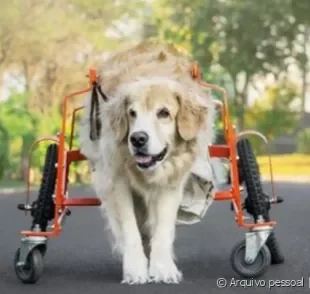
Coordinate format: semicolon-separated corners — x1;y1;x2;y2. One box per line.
78;41;217;284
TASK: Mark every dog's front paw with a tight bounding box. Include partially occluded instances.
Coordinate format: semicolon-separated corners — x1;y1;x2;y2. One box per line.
121;250;149;285
149;259;182;284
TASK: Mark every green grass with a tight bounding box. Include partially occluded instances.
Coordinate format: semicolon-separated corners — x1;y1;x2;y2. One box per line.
257;154;310;177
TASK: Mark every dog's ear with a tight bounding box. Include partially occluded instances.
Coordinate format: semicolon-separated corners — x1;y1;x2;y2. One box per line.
110;96;129;142
176;93;208;141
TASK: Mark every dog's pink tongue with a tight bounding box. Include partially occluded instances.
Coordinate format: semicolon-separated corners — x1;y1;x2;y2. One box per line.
135;156;152;164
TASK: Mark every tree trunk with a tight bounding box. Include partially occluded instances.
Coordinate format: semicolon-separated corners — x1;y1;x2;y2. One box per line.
19;133;36;182
0;122;9;180
232;73;248;132
297;26;309;131
301;27;309;114
19;136;29;182
236;96;245;132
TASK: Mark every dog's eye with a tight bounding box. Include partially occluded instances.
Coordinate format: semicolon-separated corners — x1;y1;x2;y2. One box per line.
129;109;137;118
157;108;170;119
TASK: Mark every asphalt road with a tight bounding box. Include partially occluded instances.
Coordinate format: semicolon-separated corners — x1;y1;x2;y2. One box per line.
0;182;309;294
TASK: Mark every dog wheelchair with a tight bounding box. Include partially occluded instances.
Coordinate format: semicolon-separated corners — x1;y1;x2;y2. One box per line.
14;67;284;284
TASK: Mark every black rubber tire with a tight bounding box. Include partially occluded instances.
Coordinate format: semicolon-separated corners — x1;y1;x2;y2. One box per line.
237;138;267;217
237;138;284;265
31;144;58;231
230;240;271;278
265;231;285;264
14;248;44;284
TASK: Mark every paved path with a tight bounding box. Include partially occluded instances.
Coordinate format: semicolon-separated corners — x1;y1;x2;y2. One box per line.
0;182;309;293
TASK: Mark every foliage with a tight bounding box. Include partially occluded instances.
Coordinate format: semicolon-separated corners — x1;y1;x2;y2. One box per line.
297;128;310;154
147;0;309;130
243;80;300;154
246;80;300;139
0;121;9;179
0;92;36;179
0;0;146;182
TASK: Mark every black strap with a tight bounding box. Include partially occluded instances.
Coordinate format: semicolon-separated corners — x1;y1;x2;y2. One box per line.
97;84;108;102
89;82;109;141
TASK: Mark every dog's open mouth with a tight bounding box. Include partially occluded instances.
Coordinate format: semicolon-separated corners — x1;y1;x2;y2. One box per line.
134;147;168;169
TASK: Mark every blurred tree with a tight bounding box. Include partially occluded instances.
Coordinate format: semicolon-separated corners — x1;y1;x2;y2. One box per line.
291;0;310;123
0;0;146;183
148;0;302;131
0;121;9;180
297;128;310;154
0;0;147;112
245;80;300;153
0;92;39;180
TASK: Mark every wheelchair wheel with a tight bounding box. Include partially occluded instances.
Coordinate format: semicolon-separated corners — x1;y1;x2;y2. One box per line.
31;144;58;231
14;248;44;284
237;138;285;265
230;240;271;278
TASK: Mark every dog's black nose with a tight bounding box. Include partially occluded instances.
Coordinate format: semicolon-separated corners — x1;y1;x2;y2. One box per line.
130;132;149;148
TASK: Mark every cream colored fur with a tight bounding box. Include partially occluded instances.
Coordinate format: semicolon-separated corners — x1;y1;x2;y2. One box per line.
78;41;217;284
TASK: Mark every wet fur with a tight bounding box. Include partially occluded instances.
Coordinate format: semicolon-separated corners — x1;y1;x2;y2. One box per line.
79;41;216;284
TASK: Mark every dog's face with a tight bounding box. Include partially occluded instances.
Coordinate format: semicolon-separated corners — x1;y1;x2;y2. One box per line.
111;82;207;171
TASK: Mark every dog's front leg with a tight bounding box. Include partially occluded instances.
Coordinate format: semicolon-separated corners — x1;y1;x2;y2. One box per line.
105;179;149;284
148;187;183;284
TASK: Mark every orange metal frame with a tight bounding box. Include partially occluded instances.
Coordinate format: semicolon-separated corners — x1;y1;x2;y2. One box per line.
21;67;276;238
